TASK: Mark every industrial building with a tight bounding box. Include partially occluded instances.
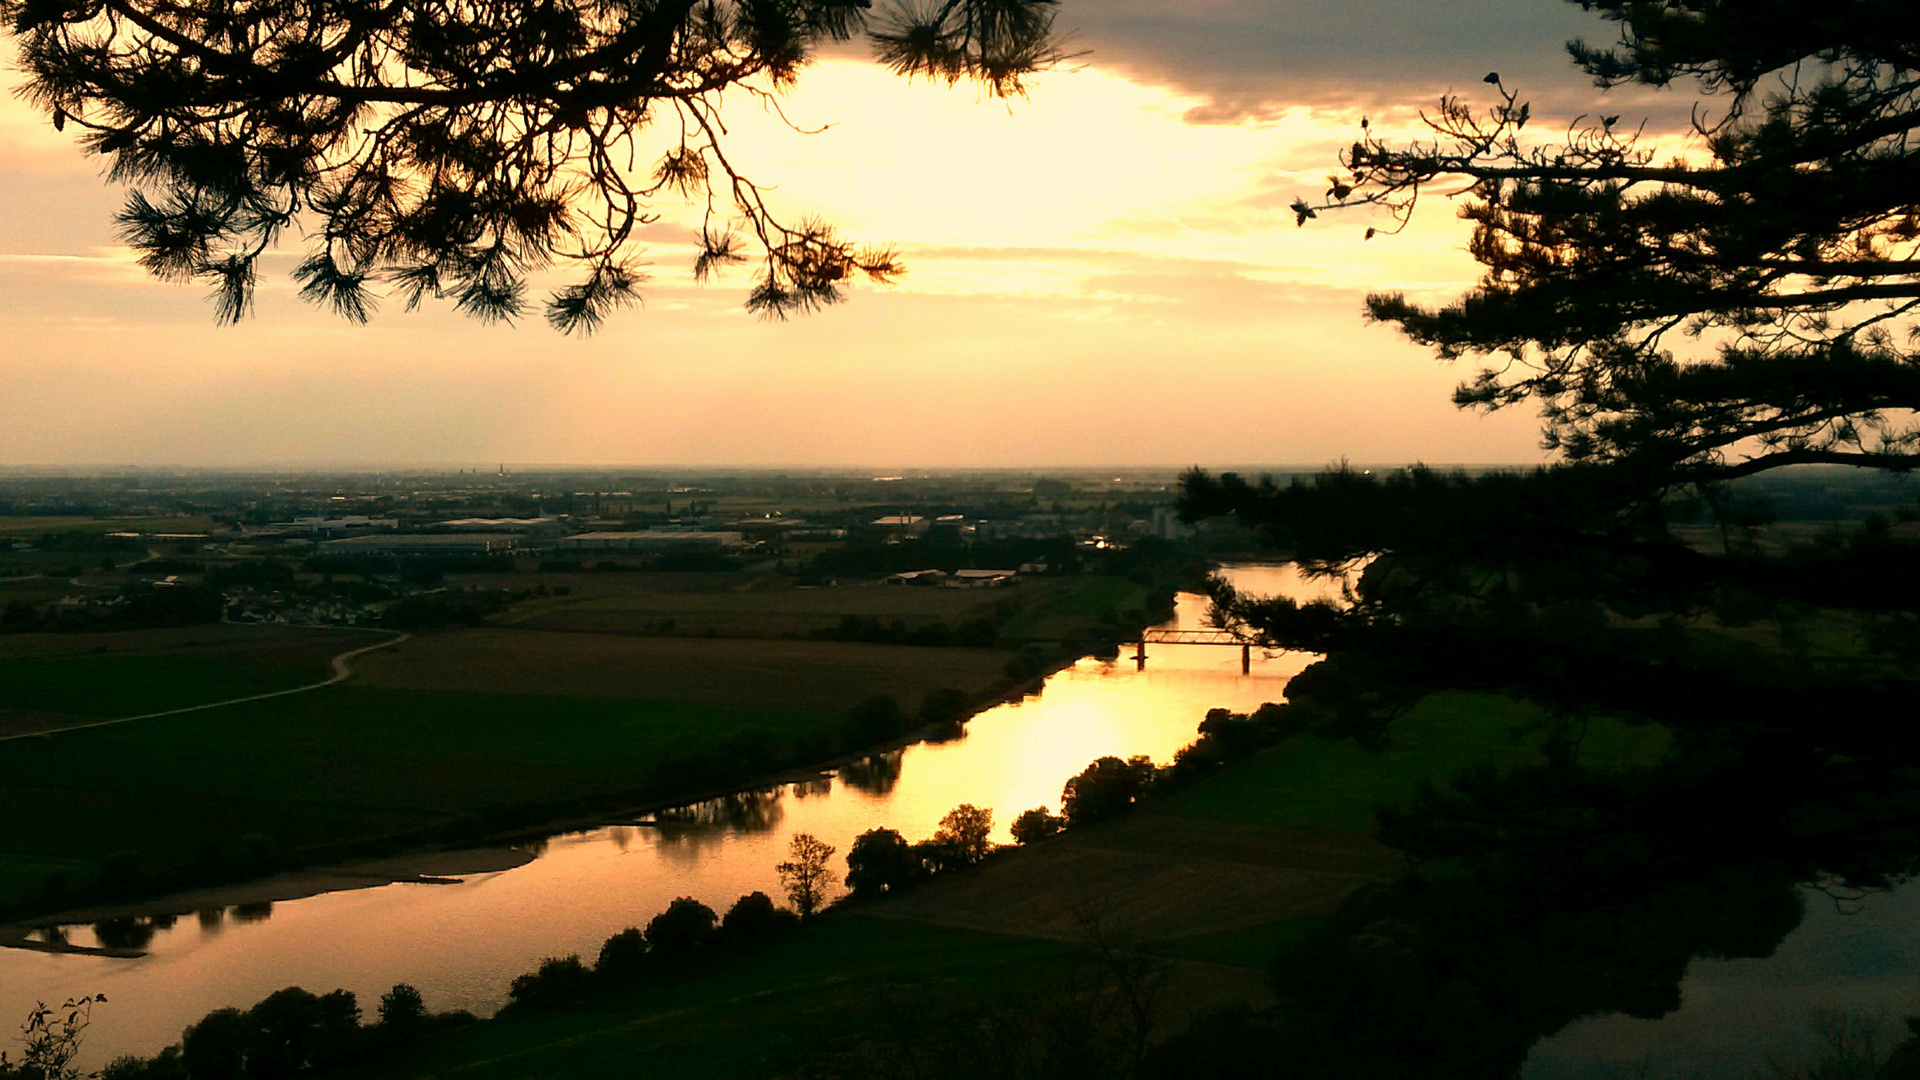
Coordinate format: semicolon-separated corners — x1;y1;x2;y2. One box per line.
320;533;518;555
556;530;746;552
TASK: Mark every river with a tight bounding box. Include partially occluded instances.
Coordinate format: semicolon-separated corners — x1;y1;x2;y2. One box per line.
0;564;1331;1067
9;563;1917;1075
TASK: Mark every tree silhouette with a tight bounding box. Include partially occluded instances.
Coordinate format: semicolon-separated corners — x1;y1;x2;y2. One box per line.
844;826;916;897
3;0;1065;331
1298;1;1920;482
931;803;993;864
1060;755;1154;826
776;831;835;917
1009;805;1063;844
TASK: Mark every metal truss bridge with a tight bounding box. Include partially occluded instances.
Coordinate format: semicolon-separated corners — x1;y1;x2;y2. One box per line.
1133;627;1259;672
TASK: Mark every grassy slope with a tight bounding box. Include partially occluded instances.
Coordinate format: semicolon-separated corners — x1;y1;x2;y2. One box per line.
345;693;1671;1078
357;916;1075;1080
1160;691;1669;835
1137;691;1668;971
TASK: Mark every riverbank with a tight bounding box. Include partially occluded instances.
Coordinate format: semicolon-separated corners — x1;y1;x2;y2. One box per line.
0;636;1034;922
0;847;537;956
0;628;1093;933
332;689;1652;1080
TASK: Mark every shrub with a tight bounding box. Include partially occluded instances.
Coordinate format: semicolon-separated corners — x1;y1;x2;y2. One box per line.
644;898;718;960
594;928;648;980
720;891;799;941
376;984;426;1043
845;828;917;898
932;804;994;865
910;839;966;877
918;688;971;734
507;956;591;1009
1010;807;1065;844
1061;756;1157;827
843;695;908;747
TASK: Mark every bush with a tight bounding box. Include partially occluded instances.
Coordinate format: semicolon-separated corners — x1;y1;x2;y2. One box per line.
1010;807;1065;844
1004;647;1050;682
720;891;799;942
845;828;917;898
644;898;719;960
507;956;591;1009
910;839;967;877
595;927;648;980
843;694;909;747
375;984;426;1044
87;982;470;1079
179;1008;249;1080
932;804;994;865
1061;756;1157;827
918;687;971;734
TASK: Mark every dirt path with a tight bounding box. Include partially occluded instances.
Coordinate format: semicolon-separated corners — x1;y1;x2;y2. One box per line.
0;630;410;743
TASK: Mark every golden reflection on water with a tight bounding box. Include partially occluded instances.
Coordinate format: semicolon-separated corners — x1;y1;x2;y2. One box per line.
3;565;1327;1067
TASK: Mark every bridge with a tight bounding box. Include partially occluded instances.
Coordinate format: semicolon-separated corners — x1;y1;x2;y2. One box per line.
1133;627;1258;673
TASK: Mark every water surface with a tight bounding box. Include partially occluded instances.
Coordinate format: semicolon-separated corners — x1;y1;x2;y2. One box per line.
1;565;1322;1065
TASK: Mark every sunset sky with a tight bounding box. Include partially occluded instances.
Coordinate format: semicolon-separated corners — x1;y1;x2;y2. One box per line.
0;1;1674;469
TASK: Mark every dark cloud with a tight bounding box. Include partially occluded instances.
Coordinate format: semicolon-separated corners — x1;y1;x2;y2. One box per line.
1057;0;1664;122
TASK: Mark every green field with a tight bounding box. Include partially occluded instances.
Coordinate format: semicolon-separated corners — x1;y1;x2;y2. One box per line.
996;575;1155;642
0;563;1146;918
0;626;388;738
0;682;850;911
1160;691;1670;834
0;653;336;718
0;622;1026;915
465;571;1150;642
349;628;1016;710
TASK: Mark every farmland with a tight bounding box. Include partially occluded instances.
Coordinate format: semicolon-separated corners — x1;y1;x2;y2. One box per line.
0;621;1027;916
350;628;1014;710
0;624;387;735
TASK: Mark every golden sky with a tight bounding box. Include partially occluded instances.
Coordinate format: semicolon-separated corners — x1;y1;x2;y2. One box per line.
0;2;1662;469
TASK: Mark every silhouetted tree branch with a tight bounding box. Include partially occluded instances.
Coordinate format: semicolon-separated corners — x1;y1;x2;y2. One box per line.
4;0;1067;331
1297;1;1920;480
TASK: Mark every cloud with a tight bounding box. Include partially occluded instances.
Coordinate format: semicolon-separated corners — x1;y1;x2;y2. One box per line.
1061;0;1677;124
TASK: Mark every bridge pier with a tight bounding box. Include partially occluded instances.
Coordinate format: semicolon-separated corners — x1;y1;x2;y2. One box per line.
1242;643;1250;674
1134;638;1147;671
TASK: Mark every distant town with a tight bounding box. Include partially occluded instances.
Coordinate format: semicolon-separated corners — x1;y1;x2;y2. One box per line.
0;469;1222;634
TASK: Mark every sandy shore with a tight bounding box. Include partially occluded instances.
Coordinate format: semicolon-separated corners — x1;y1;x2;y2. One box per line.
0;846;535;956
